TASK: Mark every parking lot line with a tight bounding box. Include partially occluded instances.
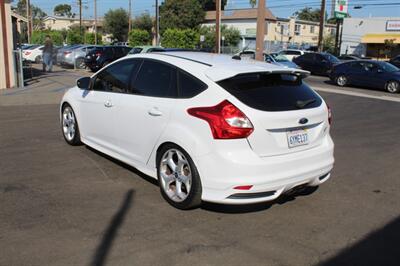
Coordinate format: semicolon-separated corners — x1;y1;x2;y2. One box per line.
312;86;400;103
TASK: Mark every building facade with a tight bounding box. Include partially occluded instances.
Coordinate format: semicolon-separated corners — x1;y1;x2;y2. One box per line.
203;9;336;52
341;17;400;58
0;0;16;89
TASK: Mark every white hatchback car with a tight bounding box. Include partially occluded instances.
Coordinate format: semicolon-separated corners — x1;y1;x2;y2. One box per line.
23;45;44;63
60;52;334;209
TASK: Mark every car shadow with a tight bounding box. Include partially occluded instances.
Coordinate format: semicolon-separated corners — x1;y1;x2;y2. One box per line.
202;186;319;214
90;189;134;266
84;146;319;214
85;146;158;186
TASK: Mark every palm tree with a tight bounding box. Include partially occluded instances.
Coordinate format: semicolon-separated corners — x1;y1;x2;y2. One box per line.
249;0;257;8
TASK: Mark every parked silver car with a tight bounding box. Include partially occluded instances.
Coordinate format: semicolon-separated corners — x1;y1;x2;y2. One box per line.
61;45;99;69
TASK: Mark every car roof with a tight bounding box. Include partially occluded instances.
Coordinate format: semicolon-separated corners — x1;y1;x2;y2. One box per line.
125;52;308;81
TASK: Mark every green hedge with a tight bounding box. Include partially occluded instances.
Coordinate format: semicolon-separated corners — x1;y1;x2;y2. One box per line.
85;33;103;45
31;30;64;46
128;29;151;47
161;28;199;49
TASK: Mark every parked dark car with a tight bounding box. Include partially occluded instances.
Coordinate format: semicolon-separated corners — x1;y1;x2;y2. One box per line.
389;55;400;68
84;46;131;72
330;60;400;93
293;52;340;76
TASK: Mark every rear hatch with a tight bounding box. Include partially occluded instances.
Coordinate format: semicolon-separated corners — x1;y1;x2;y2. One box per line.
218;72;329;157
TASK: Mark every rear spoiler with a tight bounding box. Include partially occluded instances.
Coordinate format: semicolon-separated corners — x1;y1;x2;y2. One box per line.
205;67;310;82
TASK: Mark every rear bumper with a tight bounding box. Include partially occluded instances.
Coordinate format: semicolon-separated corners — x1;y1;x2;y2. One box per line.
195;136;334;204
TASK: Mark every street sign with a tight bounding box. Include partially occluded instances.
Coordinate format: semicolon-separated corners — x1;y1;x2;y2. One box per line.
334;0;348;19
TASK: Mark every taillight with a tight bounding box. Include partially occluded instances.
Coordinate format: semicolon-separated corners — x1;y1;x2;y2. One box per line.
24;51;31;55
64;51;71;55
95;52;102;57
187;100;253;139
327;104;332;125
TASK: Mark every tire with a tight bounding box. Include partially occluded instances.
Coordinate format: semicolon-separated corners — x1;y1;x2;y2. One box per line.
35;55;41;64
61;104;82;146
75;58;86;69
385;80;400;93
157;144;202;210
336;75;347;87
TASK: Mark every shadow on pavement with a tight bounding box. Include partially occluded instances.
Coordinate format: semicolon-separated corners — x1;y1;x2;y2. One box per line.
90;189;134;266
319;216;400;266
86;146;158;186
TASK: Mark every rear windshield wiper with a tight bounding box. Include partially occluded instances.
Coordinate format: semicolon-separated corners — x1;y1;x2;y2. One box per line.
296;98;316;109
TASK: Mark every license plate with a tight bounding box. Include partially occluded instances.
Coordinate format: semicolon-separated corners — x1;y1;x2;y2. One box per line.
287;129;309;148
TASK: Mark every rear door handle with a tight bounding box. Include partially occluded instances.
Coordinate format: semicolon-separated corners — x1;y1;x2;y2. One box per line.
148;107;163;116
104;100;113;108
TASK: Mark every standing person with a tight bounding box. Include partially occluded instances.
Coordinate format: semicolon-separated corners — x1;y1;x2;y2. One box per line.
42;35;53;72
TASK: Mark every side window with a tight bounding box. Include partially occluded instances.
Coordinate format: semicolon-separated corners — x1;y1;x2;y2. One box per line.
92;59;140;93
132;60;177;98
178;70;207;98
302;53;314;61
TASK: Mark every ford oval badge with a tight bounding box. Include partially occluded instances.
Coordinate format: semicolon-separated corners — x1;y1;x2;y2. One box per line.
299;118;308;125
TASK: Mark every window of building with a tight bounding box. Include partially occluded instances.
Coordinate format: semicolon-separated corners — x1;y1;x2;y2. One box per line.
310;26;315;34
295;24;301;35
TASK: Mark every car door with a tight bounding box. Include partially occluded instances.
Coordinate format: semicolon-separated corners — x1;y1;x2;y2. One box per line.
346;62;366;86
115;59;178;165
79;60;134;153
360;62;383;88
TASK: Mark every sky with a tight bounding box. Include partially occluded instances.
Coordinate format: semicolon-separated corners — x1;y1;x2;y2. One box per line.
28;0;400;19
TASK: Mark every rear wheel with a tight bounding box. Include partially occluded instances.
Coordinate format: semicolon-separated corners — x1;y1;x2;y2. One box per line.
336;75;347;87
61;104;82;146
75;58;86;69
386;81;399;93
157;144;202;209
35;55;41;64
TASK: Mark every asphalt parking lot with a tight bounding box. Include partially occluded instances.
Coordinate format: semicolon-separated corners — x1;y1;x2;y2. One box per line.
1;66;400;266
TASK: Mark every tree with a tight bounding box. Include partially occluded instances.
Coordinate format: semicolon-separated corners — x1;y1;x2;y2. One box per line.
67;25;85;44
15;0;47;30
159;0;204;34
31;30;64;45
104;8;129;42
200;0;228;10
161;28;199;49
249;0;257;8
132;13;153;35
293;7;321;22
323;34;335;54
54;4;74;18
199;25;241;50
85;32;103;45
128;29;151;46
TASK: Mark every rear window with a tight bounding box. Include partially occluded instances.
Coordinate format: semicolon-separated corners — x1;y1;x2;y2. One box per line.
217;73;322;112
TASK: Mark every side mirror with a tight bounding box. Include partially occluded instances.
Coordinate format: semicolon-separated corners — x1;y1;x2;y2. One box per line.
77;77;91;89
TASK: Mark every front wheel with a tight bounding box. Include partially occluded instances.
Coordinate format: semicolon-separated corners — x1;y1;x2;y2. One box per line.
336;75;347;87
157;144;202;210
75;58;86;69
385;81;399;93
61;104;82;146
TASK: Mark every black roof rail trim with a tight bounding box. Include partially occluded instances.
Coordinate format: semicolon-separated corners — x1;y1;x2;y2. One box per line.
152;52;213;67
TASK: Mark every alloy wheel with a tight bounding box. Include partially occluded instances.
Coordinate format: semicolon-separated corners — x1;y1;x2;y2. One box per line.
387;81;399;93
337;75;347;87
159;149;192;202
62;107;76;142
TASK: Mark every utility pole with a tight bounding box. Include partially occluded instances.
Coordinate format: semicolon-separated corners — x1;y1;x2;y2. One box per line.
318;0;326;52
94;0;97;45
128;0;132;32
255;0;266;61
79;0;82;36
215;0;221;53
26;0;31;43
155;0;159;46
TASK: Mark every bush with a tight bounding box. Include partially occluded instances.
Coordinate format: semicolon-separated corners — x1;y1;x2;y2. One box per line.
85;32;103;45
31;30;64;46
161;28;199;49
199;25;241;50
128;29;151;47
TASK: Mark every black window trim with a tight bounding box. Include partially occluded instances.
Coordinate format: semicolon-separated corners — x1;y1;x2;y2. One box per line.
89;58;143;94
129;58;179;99
176;68;209;99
